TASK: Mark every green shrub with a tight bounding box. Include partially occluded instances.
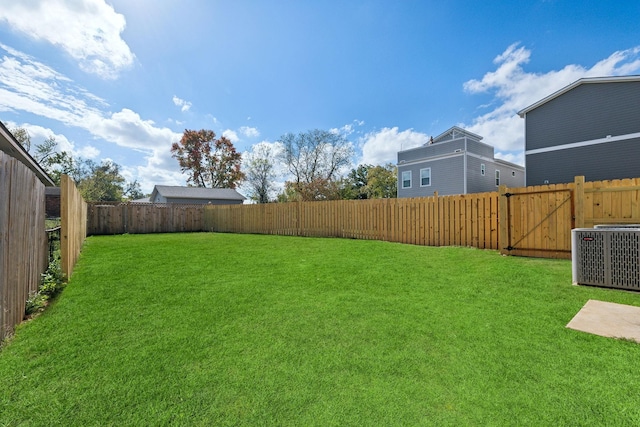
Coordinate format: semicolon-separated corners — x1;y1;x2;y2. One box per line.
25;292;47;316
39;259;65;297
24;259;66;317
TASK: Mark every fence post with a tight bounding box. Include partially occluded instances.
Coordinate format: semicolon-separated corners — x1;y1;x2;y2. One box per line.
498;184;509;256
574;175;585;229
433;191;440;246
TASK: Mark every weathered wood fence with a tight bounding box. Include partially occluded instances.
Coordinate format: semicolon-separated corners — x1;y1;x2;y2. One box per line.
0;152;48;341
61;175;87;278
87;202;205;235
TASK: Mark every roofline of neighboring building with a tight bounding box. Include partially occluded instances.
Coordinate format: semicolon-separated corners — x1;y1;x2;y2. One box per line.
517;75;640;118
432;125;483;143
164;194;246;201
151;185;246;200
495;158;525;170
0;121;55;186
398;126;492;155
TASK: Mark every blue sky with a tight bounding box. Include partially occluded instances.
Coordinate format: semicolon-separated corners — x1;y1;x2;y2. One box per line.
1;0;640;195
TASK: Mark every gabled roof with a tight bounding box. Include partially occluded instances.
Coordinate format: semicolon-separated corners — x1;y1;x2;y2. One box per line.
151;185;246;201
432;126;483;143
0;121;55;186
518;75;640;118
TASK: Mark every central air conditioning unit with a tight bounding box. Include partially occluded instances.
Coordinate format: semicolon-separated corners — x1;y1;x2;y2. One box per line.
572;227;640;290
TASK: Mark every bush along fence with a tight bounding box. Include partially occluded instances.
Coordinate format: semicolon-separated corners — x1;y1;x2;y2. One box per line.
0;152;48;342
81;176;640;261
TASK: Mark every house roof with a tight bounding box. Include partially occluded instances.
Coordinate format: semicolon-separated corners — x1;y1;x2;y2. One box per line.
151;185;246;201
432;126;483;143
0;121;55;186
517;75;640;118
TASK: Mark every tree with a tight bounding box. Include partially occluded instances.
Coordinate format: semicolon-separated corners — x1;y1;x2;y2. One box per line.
278;129;354;201
364;164;397;198
244;143;278;203
33;136;77;185
341;163;397;199
124;180;146;200
77;160;126;202
171;129;245;189
10;127;31;151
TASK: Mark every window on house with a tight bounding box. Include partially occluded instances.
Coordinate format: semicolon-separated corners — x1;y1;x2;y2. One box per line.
512;171;516;177
420;168;431;186
495;170;500;186
481;164;485;176
402;171;412;189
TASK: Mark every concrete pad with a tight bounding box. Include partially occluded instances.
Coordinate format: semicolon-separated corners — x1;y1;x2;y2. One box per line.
567;300;640;342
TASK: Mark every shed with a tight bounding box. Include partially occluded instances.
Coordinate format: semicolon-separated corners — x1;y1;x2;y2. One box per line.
148;185;246;205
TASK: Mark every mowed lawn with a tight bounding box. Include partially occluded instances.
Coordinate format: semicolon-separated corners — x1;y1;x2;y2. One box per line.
2;233;640;426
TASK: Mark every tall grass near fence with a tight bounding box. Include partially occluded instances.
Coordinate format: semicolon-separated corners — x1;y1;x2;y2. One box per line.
0;152;48;341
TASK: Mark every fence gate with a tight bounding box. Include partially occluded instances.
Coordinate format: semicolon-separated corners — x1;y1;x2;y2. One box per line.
500;185;574;259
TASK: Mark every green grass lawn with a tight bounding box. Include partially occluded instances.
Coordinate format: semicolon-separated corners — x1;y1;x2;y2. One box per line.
2;233;640;426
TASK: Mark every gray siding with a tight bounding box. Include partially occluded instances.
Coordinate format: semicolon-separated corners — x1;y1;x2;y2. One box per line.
466;156;524;193
526;137;640;185
466;139;494;158
398;139;466;163
495;161;525;188
525;81;640;151
466;155;492;193
398;155;464;197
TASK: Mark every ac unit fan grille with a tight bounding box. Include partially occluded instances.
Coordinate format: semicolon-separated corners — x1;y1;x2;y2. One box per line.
575;231;606;286
572;228;640;290
610;232;640;289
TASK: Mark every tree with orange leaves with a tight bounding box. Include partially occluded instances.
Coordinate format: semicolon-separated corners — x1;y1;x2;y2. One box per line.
171;129;245;188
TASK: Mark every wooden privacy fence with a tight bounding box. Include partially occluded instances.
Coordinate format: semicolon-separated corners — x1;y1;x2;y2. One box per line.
61;175;87;277
499;176;640;259
203;192;500;249
82;176;640;260
0;152;48;341
87;202;205;235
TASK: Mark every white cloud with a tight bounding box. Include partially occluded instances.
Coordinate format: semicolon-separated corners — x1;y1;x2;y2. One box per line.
461;43;640;155
330;119;366;136
222;129;239;142
239;126;260;138
360;127;429;165
0;0;134;79
4;121;100;159
0;44;182;192
172;95;192;112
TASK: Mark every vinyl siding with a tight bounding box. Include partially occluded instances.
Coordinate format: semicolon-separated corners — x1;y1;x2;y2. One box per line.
398;155;464;197
398;140;466;163
466;139;494;158
525;81;640;151
526;136;640;185
467;156;524;192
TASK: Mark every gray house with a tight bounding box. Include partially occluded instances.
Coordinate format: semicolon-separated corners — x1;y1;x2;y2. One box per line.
397;126;524;198
148;185;246;205
518;75;640;186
